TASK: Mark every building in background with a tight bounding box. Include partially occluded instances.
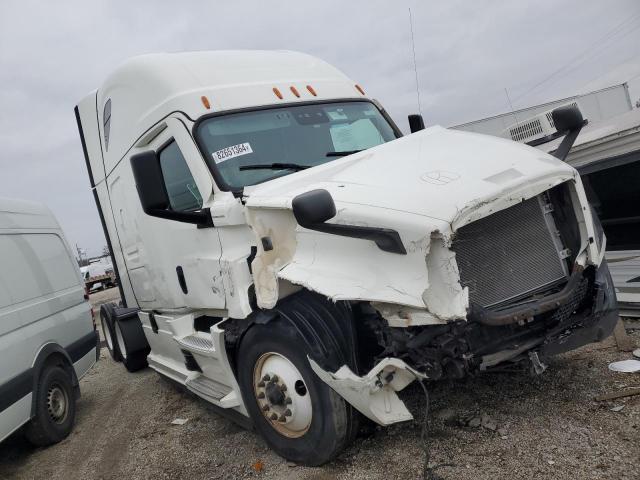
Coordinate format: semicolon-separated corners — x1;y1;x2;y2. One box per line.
452;84;640;316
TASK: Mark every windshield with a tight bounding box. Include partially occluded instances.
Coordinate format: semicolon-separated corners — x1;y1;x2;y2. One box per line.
195;101;398;189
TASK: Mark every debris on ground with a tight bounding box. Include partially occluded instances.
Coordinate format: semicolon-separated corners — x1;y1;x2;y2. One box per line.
613;320;636;352
594;387;640;401
608;359;640;373
633;348;640;359
1;298;638;480
480;414;498;431
170;418;189;425
610;405;625;412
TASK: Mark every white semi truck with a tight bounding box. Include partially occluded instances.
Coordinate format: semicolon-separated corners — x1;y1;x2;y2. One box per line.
75;51;618;465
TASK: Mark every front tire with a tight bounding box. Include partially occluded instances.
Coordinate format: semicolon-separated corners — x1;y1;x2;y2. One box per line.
237;319;358;466
24;365;76;446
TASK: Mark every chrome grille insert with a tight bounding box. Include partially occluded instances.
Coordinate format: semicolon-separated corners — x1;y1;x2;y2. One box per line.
453;195;568;308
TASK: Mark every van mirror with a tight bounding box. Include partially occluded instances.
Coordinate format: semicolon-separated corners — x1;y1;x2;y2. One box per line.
130;151;213;227
408;114;425;133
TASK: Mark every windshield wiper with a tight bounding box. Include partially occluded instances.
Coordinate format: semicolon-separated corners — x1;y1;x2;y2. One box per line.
326;150;363;157
239;163;311;172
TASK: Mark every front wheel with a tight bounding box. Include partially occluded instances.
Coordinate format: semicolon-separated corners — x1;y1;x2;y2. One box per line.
237;320;358;466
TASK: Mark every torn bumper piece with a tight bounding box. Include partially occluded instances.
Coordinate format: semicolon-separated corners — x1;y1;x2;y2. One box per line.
309;357;425;426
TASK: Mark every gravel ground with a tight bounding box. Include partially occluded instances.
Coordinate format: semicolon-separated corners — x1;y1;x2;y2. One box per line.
1;290;638;480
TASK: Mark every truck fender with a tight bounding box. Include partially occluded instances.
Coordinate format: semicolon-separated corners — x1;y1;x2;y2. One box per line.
233;290;359;374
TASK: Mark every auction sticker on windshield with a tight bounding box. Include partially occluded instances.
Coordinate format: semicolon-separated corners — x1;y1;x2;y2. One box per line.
212;143;253;163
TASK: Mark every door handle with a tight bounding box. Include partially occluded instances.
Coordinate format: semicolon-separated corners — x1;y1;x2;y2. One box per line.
176;266;188;294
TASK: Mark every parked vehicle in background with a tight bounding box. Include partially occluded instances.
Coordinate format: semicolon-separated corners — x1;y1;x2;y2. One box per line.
76;51;618;465
80;261;116;292
0;198;99;446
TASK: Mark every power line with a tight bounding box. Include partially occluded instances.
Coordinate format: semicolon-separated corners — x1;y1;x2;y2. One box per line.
513;11;640;105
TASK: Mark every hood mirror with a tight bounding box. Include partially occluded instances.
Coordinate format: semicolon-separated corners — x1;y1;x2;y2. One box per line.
408;114;425;133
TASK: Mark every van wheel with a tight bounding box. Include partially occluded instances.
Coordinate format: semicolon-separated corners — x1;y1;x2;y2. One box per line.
114;318;149;372
237;319;358;466
100;303;121;362
24;365;76;446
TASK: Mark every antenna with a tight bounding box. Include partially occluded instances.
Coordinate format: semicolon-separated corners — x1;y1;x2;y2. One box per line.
408;8;422;116
504;87;519;125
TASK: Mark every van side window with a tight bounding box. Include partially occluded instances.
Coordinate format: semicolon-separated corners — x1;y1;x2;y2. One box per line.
158;141;203;211
0;234;79;306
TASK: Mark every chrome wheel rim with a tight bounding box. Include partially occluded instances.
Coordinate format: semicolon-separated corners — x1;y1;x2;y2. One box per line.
253;352;312;438
47;385;69;424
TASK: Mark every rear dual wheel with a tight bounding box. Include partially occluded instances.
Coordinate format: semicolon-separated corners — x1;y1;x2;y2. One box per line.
100;303;121;362
114;319;149;372
237;319;358;466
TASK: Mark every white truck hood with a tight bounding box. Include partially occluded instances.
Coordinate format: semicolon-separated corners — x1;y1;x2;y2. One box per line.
244;126;576;228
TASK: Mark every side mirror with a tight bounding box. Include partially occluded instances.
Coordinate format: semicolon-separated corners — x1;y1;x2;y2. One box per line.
550;105;587;161
292;189;336;227
130;151;212;226
408;114;425;133
291;189;407;254
552;105;584;133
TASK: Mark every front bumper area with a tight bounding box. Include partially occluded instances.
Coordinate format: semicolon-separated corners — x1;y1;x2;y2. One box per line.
538;259;618;358
311;261;618;426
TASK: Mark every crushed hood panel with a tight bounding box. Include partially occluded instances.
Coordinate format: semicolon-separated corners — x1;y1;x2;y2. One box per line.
244;126;576;225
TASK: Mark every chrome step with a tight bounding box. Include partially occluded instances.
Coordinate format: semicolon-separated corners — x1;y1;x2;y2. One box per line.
186;375;232;401
176;334;215;356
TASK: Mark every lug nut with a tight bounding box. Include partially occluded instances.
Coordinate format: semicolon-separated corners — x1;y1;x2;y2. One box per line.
271;375;279;382
285;397;292;405
284;409;292;417
257;381;265;388
281;384;287;391
278;415;286;422
262;375;270;382
269;413;278;420
257;392;265;399
262;404;270;412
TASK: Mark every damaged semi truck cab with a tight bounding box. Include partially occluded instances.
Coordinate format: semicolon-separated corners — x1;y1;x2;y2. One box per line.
76;51;618;465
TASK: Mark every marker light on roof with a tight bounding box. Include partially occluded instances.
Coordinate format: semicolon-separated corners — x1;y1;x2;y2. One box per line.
306;85;317;96
273;87;283;99
290;86;300;98
355;84;365;95
201;96;211;109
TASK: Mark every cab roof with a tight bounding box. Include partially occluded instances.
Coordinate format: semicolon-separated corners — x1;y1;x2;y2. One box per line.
84;50;366;168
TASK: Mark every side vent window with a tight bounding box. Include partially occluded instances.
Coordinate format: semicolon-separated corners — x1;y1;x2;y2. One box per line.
103;99;112;151
158;141;203;212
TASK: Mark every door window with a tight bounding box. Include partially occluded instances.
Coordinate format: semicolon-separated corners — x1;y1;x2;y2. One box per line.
158;141;203;211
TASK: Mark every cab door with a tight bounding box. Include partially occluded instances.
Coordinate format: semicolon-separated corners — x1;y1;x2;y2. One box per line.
109;117;226;310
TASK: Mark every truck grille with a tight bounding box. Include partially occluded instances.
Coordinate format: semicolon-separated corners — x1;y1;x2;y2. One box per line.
452;195;568;308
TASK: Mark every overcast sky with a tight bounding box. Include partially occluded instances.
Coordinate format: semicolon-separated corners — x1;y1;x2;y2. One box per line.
1;0;639;257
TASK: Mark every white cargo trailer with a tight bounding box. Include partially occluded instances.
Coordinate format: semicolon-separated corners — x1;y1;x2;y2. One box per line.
75;51;618;465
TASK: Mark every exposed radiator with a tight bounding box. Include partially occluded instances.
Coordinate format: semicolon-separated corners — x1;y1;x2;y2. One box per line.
453;195;569;308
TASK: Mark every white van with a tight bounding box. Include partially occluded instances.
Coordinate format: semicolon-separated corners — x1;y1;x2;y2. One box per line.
0;198;99;445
